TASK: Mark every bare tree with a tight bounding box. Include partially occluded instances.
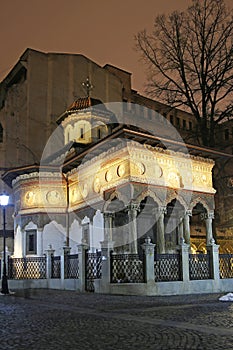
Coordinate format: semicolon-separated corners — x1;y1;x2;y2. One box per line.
136;0;233;146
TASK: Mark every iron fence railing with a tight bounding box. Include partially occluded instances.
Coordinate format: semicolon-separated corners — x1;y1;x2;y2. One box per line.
189;253;211;280
8;256;46;280
110;253;145;283
154;254;182;282
219;254;233;279
51;255;61;279
64;254;79;279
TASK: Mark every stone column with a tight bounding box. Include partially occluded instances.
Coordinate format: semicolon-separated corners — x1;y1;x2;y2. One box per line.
157;206;166;254
61;246;71;282
179;238;190;282
183;210;191;245
204;211;214;246
100;240;114;293
178;218;184;243
103;212;114;241
127;204;139;254
45;245;55;279
77;243;88;292
141;237;155;284
22;230;26;257
37;228;43;256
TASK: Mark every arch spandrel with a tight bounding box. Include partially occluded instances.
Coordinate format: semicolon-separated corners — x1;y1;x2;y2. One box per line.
190;195;214;213
135;190;162;207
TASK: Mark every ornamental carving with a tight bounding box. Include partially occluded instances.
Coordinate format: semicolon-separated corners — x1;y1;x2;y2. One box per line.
46;190;61;204
154;164;163;178
136;162;145;175
117;164;125;177
105;170;112;182
25;191;35;205
167;172;182;188
80;183;88;198
93;177;101;193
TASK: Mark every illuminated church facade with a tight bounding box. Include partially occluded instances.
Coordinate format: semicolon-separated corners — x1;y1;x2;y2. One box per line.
3;96;217;259
0;49;233;294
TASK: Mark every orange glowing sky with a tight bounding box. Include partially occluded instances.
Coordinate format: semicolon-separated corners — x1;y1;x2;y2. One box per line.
0;0;232;95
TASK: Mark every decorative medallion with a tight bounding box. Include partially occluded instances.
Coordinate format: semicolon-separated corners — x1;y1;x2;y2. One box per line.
25;191;35;205
136;162;145;175
71;188;79;202
105;170;112;182
117;164;125;177
167;172;181;188
80;183;88;198
154;164;163;178
46;190;61;204
93;178;101;193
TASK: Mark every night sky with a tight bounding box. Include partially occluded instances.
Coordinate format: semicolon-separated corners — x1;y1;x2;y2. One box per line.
0;0;232;94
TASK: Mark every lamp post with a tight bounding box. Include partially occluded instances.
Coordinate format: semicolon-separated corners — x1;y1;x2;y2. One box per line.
0;193;9;294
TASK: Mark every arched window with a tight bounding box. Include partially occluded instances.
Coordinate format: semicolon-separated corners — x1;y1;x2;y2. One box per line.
0;123;3;142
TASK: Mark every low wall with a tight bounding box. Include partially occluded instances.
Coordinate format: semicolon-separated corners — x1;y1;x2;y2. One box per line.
7;278;233;296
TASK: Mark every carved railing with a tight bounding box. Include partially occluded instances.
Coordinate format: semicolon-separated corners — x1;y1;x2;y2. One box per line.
8;256;46;280
154;254;182;282
110;253;145;283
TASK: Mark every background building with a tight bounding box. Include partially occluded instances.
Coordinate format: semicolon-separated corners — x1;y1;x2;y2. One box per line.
0;48;232;254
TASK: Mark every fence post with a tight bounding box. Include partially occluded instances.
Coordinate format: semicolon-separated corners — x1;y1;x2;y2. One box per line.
77;243;88;292
45;245;55;279
61;246;71;288
141;237;155;284
179;238;190;282
100;240;114;293
207;239;220;281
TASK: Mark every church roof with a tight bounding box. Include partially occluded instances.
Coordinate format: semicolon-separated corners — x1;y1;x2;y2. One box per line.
56;96;111;124
67;96;103;111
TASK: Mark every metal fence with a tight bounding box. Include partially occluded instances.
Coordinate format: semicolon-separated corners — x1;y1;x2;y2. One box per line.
154;254;182;282
219;254;233;279
8;256;46;280
51;256;61;279
111;253;145;283
85;251;102;292
189;253;211;280
65;254;79;279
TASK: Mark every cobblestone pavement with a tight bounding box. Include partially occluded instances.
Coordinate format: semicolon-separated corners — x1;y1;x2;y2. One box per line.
0;289;233;349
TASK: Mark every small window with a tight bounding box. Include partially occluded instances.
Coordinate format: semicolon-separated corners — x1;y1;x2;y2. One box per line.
97;128;101;139
26;230;37;255
82;223;90;246
189;121;193;131
176;117;180;127
80;127;84;139
225;129;229;141
183;120;186;129
0;123;3;143
170;115;174;125
123;99;128;112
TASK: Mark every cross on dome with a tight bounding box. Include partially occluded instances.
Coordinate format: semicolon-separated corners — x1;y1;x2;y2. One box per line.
81;77;93;97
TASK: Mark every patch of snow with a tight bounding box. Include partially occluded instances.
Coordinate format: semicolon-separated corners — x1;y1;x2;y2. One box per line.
219;293;233;301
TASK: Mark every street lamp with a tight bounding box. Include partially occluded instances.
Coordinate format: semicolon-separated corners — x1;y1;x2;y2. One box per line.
0;193;9;294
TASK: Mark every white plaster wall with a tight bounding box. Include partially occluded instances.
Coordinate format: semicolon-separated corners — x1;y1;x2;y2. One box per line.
69;219;82;253
14;225;23;257
43;221;66;256
92;210;104;251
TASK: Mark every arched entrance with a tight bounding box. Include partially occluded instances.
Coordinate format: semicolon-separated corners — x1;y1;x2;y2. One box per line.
165;199;185;253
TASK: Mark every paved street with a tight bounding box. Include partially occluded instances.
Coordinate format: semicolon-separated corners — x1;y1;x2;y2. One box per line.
0;289;233;349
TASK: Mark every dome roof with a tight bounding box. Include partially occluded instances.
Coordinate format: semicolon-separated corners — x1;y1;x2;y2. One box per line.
56;96;111;124
67;96;103;111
